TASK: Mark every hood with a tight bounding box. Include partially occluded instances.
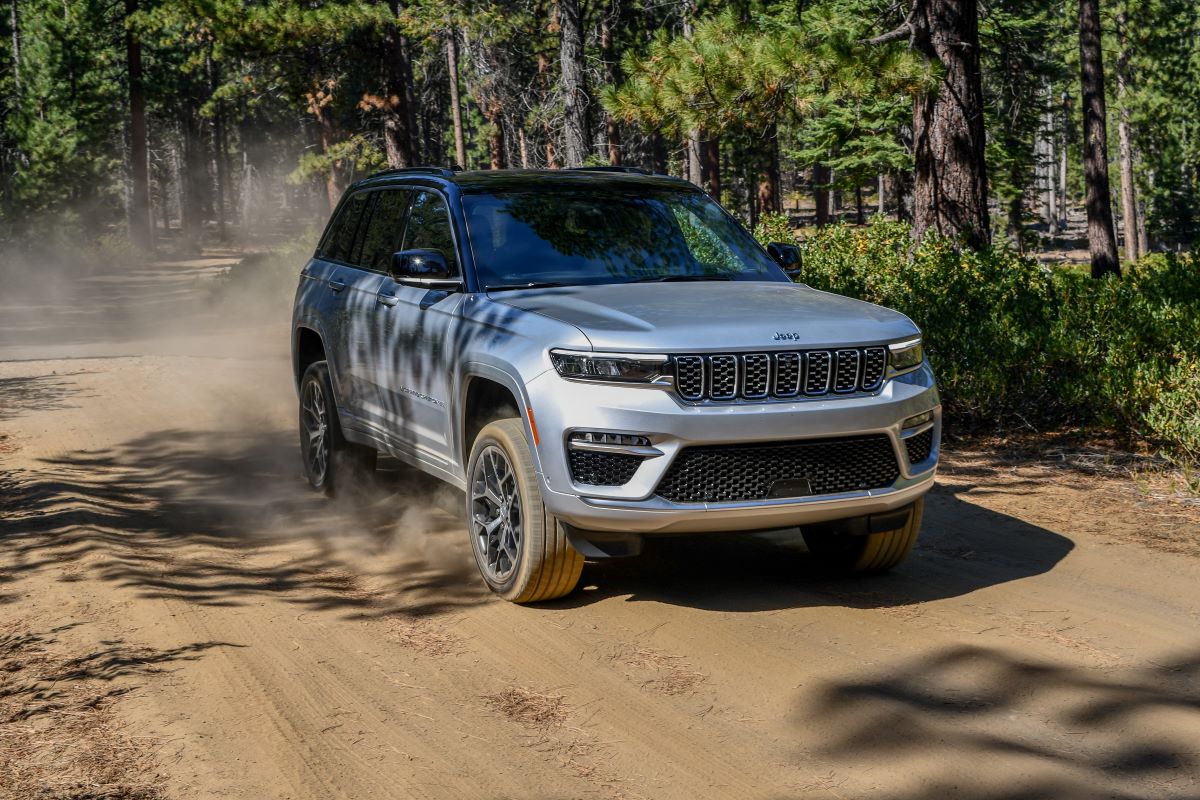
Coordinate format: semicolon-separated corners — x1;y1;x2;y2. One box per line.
488;281;918;352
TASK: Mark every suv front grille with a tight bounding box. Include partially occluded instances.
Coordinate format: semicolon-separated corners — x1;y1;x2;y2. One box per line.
655;435;900;503
673;347;888;402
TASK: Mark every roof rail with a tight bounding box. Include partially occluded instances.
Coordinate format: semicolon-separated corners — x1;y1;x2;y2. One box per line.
369;166;455;179
566;166;650;175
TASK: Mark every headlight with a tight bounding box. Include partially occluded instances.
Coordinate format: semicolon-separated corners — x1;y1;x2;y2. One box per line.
550;349;669;383
888;338;924;374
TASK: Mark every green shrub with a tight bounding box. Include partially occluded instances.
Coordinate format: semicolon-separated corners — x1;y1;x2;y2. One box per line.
770;220;1200;460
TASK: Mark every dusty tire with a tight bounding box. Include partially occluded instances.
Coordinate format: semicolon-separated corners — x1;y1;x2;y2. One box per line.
298;361;377;495
803;498;924;575
467;417;584;603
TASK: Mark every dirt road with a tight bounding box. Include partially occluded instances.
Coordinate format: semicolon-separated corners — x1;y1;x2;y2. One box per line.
2;254;1199;799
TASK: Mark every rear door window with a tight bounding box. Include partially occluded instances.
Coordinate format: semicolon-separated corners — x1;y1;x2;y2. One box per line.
321;192;369;263
357;189;412;272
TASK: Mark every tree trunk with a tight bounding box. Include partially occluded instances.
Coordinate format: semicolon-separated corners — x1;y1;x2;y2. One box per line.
1115;9;1139;262
702;136;720;198
878;173;886;216
446;31;467;169
1058;106;1069;230
9;0;21;96
910;0;990;249
206;51;228;241
485;105;505;170
755;128;781;216
382;5;418;169
314;100;347;212
538;52;560;168
600;12;622;165
559;0;589;166
1077;0;1120;278
649;129;667;175
518;127;530;167
125;0;152;249
855;184;865;225
813;163;830;226
181;111;208;248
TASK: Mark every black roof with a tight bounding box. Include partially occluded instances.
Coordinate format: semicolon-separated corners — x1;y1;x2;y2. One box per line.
355;166;696;193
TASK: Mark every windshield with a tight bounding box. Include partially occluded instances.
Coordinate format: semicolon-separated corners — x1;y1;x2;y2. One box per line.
461;188;787;289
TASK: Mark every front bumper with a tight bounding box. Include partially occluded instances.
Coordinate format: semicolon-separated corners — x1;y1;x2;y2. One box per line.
527;362;941;534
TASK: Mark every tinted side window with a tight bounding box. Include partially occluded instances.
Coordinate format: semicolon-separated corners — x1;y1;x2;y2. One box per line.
402;191;458;273
322;192;369;263
358;189;411;271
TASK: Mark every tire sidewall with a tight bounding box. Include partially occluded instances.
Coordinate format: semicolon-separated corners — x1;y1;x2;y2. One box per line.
299;361;339;493
466;419;546;597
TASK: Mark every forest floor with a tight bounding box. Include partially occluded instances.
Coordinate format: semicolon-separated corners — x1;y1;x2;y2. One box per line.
1;246;1199;799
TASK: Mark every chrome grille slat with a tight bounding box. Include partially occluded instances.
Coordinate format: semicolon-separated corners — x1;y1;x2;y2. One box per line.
773;353;801;397
741;354;770;398
708;355;738;400
833;349;860;393
671;347;888;402
805;351;831;395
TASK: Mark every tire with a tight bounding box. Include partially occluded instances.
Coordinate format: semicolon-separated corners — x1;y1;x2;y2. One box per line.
802;498;924;575
466;417;584;603
298;361;377;495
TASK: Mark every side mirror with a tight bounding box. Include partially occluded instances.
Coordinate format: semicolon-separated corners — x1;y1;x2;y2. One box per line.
390;249;461;291
767;242;802;276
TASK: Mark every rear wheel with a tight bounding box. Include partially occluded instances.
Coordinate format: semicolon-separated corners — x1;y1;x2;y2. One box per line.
802;498;924;574
467;417;583;603
298;361;376;494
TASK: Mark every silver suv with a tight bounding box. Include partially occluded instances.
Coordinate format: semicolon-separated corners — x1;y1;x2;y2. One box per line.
291;167;940;603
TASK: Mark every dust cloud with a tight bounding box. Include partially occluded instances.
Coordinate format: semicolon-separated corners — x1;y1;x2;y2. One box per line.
0;229;481;619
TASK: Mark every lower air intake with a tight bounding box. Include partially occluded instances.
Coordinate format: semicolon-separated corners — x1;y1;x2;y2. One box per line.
655;435;900;503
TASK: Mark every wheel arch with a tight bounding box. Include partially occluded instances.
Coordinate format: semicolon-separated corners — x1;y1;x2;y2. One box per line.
459;365;542;477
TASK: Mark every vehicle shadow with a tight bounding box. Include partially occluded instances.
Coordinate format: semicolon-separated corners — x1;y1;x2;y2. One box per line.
785;642;1200;799
0;428;486;620
558;484;1075;612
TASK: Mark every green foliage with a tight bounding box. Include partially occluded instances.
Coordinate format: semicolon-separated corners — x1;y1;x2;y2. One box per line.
769;220;1200;459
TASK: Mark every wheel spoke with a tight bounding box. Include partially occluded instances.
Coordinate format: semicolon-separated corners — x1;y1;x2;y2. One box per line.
469;443;525;583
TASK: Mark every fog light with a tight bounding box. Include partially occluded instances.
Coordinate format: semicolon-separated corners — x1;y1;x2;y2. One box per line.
569;431;651;447
902;410;934;430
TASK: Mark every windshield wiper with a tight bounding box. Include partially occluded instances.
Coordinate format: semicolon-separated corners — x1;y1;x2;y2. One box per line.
627;274;735;283
485;281;573;292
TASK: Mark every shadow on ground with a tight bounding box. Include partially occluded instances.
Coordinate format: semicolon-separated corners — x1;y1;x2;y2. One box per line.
0;428;485;619
561;484;1074;612
790;642;1200;799
0;622;239;723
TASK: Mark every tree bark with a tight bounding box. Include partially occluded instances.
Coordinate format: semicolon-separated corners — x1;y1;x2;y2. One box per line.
1077;0;1120;278
559;0;589;166
538;52;560;168
756;128;781;216
702;136;720;198
600;11;622;165
125;0;152;249
446;31;467;169
910;0;990;249
649;129;667;175
382;4;418;169
1115;9;1139;262
813;163;830;226
9;0;21;95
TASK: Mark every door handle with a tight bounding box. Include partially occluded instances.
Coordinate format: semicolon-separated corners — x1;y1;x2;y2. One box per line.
327;278;347;292
377;292;399;307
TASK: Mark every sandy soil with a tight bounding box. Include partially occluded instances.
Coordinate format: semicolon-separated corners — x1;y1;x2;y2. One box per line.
2;252;1199;799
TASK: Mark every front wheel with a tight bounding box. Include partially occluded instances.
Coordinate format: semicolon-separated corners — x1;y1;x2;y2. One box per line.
802;498;924;574
467;417;583;603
